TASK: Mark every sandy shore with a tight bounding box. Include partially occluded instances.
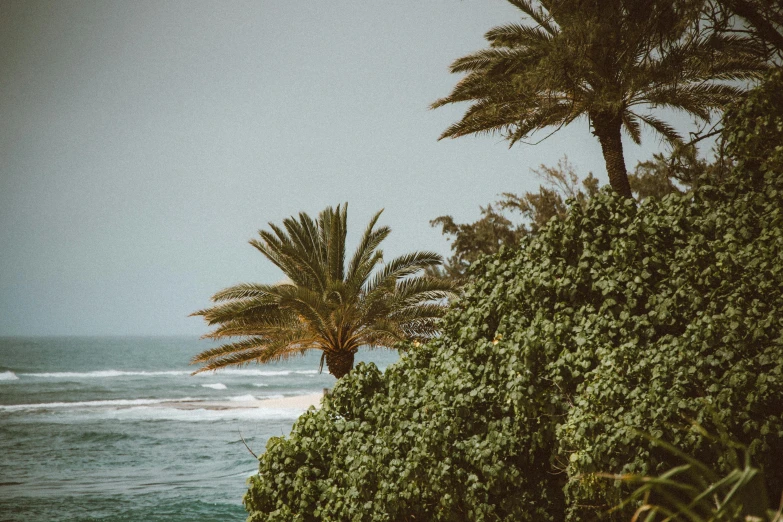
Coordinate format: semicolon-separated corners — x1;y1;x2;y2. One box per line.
160;393;323;411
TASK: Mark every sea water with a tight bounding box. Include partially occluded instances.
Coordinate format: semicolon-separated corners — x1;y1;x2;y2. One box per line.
0;337;398;521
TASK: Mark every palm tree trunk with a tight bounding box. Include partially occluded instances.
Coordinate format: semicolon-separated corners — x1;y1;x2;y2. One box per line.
325;350;354;379
593;114;633;198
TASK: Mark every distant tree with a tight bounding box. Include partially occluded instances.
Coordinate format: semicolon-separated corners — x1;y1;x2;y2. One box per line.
429;204;521;280
192;205;457;379
432;0;767;197
432;149;729;282
628;143;731;199
431;158;598;280
496;158;600;231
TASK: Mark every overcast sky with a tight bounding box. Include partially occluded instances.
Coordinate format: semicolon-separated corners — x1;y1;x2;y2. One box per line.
1;0;700;336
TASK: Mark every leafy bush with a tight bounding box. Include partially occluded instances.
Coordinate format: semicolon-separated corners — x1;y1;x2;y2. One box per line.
723;69;783;192
244;77;783;522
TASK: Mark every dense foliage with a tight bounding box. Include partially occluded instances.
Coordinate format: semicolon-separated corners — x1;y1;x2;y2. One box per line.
430;158;599;279
244;77;783;521
430;151;709;281
723;69;783;191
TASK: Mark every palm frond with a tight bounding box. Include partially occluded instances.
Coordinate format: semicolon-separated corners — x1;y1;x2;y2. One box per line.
274;285;332;342
191;298;281;327
318;204;347;283
450;48;524;74
365;252;443;296
485;23;553;48
504;0;558;35
191;336;272;364
506;100;579;146
430;73;509;108
393;276;459;304
191;341;318;374
210;282;278;302
346;209;387;287
200;311;301;340
633;112;683;145
622;111;642;145
639;83;748;119
250;230;323;290
389;303;451;322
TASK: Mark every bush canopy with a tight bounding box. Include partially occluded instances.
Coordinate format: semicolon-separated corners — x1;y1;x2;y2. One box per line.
244;74;783;522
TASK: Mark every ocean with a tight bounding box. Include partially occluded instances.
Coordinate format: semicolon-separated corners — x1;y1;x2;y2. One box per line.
0;336;398;521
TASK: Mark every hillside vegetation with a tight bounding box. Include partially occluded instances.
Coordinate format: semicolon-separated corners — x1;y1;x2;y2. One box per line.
243;73;783;522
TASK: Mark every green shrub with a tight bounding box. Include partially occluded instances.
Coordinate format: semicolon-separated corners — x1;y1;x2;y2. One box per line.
723;69;783;191
244;78;783;522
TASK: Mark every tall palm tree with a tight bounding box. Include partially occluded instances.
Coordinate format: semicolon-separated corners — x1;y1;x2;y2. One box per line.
432;0;768;197
191;204;457;379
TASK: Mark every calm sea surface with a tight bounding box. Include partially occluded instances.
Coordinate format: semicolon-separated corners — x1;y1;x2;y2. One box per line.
0;336;398;521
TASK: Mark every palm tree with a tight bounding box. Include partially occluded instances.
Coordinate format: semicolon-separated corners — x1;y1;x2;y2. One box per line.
432;0;768;197
191;204;457;379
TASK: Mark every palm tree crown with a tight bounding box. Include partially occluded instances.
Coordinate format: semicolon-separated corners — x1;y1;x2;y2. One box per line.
433;0;768;197
192;204;457;379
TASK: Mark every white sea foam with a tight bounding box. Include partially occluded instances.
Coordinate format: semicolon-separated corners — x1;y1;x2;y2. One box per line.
252;383;269;387
21;370;189;379
194;369;318;377
213;369;290;376
0;371;19;381
201;383;227;390
228;394;256;402
18;368;324;380
110;406;305;422
0;397;196;412
16;405;308;423
259;394;285;400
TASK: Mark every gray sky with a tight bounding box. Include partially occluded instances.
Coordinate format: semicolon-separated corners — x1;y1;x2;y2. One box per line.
1;0;697;336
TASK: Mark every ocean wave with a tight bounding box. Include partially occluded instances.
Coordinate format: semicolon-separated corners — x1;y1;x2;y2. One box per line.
228;394;257;402
110;406;306;422
20;370;189;379
0;371;19;381
3;405;308;422
201;383;227;390
196;369;319;377
0;397;197;412
17;368;324;379
227;393;287;401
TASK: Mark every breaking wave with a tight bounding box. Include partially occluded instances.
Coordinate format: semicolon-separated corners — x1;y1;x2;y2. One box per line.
21;370;189;379
228;394;257;402
0;397;196;412
18;369;321;379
